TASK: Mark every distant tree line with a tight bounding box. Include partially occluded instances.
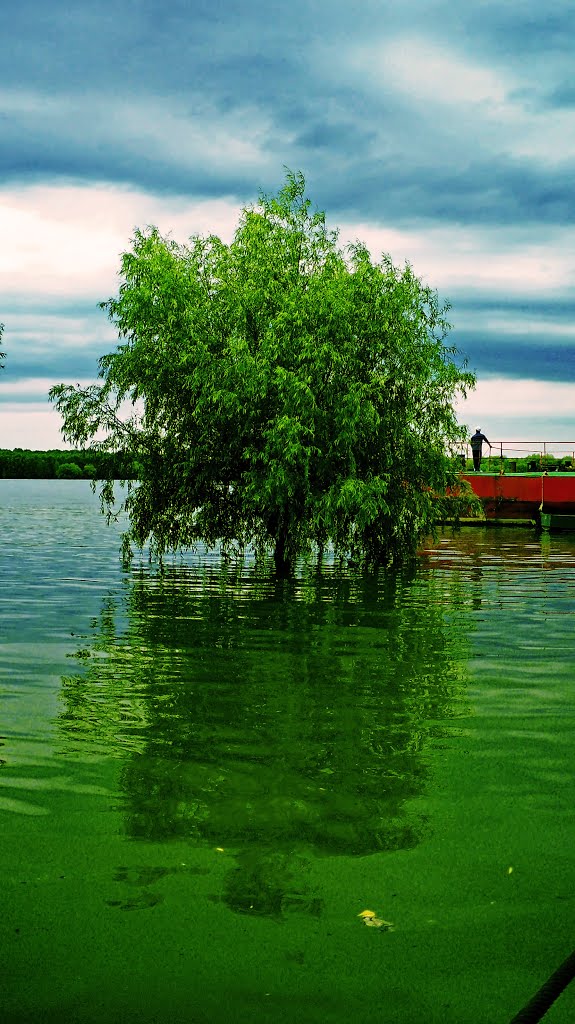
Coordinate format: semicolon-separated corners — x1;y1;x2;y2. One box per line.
0;449;139;480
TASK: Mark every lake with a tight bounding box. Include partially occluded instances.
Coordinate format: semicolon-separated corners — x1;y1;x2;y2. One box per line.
1;479;575;1024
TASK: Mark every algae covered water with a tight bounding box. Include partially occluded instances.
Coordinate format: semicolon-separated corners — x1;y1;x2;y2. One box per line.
1;480;575;1023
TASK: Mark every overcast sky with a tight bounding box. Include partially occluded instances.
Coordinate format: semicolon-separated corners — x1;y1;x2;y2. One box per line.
2;0;575;453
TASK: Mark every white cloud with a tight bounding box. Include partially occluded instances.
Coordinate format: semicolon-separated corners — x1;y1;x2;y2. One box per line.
0;406;71;451
0;183;241;300
340;220;575;297
3;181;572;316
339;35;575;166
456;377;575;448
106;96;270;169
375;36;508;109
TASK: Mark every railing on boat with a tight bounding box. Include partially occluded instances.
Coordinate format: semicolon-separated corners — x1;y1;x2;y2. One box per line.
463;441;575;471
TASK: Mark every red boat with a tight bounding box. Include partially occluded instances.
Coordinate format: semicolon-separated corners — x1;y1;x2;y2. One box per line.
462;471;575;522
460;441;575;529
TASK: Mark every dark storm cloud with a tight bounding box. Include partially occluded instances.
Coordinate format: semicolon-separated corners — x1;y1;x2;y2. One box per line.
454;334;575;384
3;0;329;103
3;100;575;230
451;295;575;382
2;302;115;388
0;136;256;204
2;0;573;227
546;84;575;109
317;159;575;227
5;345;105;383
5;0;573;102
453;296;575;323
461;2;575;57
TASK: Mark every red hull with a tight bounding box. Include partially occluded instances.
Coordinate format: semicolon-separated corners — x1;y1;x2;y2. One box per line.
462;473;575;519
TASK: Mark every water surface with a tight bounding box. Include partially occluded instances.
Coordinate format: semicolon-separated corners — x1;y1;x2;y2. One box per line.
1;480;575;1023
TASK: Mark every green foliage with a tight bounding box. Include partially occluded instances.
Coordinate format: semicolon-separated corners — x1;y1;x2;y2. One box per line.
50;171;475;570
434;479;484;521
55;461;83;479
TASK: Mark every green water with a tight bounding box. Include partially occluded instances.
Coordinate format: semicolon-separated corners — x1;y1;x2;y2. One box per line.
1;480;575;1023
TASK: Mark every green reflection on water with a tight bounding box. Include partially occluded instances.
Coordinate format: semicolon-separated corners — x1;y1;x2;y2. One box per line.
57;559;472;920
5;490;575;1022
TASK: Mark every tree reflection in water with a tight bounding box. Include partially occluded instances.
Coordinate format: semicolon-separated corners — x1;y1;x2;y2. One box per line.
58;557;472;919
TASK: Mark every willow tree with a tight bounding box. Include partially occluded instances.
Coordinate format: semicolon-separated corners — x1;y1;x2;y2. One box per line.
50;172;474;571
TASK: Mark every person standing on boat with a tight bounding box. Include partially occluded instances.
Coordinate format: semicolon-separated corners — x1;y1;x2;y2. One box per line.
470;428;492;471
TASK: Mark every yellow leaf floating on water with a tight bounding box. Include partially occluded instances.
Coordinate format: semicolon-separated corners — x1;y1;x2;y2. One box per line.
358;910;394;930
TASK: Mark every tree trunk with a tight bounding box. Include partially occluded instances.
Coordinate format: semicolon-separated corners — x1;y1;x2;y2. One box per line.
273;528;293;575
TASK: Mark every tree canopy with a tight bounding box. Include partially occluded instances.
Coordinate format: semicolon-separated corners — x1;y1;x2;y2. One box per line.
50;171;474;570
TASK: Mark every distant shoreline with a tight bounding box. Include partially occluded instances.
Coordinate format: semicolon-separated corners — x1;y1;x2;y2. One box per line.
0;448;136;480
